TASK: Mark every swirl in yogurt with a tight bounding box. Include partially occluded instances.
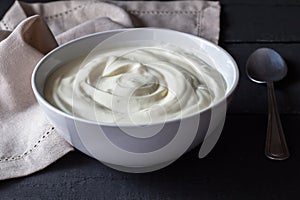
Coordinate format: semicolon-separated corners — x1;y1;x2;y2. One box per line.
45;46;226;123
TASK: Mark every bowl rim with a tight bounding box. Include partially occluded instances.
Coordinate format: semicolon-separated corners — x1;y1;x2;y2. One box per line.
32;28;239;127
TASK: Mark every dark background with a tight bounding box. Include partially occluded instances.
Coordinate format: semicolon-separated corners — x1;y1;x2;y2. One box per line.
1;0;300;199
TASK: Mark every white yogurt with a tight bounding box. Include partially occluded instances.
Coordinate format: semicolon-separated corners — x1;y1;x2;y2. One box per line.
45;45;226;123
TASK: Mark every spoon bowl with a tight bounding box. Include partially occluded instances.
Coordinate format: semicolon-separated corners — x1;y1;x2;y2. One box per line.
246;48;287;83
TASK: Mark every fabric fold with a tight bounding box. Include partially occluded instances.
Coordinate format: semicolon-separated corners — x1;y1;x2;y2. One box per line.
0;30;10;41
0;15;73;180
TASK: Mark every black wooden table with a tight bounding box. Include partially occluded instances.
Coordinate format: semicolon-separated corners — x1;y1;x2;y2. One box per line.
1;0;300;199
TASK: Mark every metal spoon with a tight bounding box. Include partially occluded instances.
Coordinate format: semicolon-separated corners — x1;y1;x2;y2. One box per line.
246;48;289;160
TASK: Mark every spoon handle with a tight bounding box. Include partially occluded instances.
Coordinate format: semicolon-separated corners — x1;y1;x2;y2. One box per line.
265;82;289;160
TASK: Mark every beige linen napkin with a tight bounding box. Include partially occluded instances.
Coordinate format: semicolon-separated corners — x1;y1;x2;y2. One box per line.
0;16;73;180
0;0;220;180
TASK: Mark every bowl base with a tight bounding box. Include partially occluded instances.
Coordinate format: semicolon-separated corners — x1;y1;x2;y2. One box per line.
101;160;175;173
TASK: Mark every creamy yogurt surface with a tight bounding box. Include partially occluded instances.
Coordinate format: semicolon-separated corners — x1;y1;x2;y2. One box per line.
45;45;226;124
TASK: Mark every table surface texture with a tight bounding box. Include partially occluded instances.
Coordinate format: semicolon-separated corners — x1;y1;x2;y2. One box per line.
1;0;300;199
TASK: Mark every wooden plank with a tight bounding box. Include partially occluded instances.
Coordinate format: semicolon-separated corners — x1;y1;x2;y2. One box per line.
221;5;300;42
220;0;300;5
222;43;300;114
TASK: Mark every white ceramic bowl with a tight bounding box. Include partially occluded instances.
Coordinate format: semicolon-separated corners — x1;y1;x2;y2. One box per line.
32;28;239;172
